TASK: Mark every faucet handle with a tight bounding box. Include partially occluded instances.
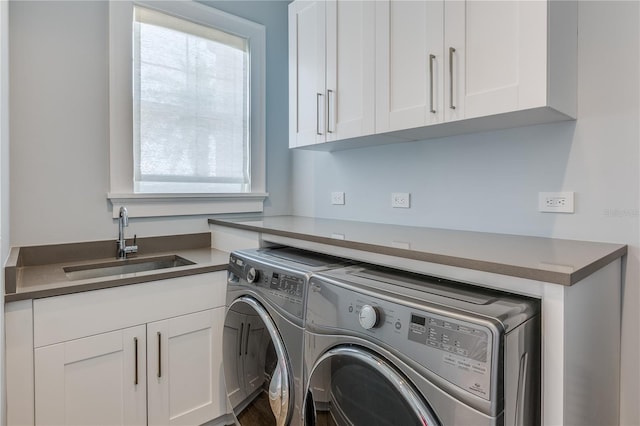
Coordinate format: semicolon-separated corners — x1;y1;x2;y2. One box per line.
119;206;129;227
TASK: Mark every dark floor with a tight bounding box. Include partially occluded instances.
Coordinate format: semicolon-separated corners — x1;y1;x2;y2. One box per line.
237;391;276;426
236;392;334;426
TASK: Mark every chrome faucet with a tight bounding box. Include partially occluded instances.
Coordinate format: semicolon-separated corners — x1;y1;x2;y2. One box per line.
117;206;138;259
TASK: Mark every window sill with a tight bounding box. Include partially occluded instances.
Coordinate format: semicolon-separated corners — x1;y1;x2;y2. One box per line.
107;192;268;218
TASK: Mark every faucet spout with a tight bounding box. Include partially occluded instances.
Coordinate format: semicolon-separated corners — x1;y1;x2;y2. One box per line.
117;206;138;259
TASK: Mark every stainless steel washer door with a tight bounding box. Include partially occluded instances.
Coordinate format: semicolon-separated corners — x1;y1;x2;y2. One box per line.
223;296;293;426
304;346;440;426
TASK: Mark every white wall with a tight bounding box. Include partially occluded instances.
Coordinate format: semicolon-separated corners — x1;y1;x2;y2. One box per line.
9;0;291;247
291;1;640;424
0;0;8;422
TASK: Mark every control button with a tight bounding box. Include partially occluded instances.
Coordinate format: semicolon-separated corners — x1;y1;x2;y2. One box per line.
348;305;353;313
358;305;380;330
472;365;487;374
395;321;402;330
246;267;259;284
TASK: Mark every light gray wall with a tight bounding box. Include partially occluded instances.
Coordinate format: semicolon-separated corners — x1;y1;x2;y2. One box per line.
0;0;8;422
292;2;639;423
9;0;290;247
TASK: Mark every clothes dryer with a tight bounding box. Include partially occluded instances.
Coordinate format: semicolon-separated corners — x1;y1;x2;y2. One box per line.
304;264;540;426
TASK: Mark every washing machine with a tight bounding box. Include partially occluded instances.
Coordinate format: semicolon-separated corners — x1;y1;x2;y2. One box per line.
223;246;352;426
303;264;540;426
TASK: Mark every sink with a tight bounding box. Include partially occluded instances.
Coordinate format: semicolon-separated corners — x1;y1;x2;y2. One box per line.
64;255;196;281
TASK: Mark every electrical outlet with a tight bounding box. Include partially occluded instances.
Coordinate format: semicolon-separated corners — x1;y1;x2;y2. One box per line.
538;192;574;213
331;192;345;205
392;192;410;208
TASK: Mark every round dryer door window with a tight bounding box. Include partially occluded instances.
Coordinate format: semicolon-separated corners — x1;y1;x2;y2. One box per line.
223;296;293;426
304;346;440;426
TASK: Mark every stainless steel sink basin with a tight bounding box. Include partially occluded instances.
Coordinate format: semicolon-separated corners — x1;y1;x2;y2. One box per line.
64;255;196;281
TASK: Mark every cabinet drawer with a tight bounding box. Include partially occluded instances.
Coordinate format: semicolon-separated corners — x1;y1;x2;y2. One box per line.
33;272;226;348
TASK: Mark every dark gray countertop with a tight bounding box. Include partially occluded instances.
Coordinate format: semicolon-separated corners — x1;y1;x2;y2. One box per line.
5;233;229;302
208;216;627;286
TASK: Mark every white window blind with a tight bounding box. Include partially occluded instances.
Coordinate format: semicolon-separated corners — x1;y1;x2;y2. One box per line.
133;6;250;193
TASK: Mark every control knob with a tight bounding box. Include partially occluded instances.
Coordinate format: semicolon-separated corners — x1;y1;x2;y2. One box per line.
358;304;380;330
246;267;259;284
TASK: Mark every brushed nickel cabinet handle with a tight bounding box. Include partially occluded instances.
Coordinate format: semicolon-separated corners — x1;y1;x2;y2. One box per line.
157;332;162;378
429;54;436;114
327;89;334;133
316;93;323;135
134;337;138;385
449;47;456;110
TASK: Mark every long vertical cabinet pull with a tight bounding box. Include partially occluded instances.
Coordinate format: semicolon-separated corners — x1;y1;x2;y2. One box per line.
316;93;324;135
134;337;139;385
429;54;436;113
157;332;162;378
244;324;251;356
449;47;456;110
327;89;334;133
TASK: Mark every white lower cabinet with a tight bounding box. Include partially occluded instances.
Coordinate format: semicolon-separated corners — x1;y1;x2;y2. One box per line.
147;308;226;426
7;272;229;426
35;325;147;426
34;308;225;426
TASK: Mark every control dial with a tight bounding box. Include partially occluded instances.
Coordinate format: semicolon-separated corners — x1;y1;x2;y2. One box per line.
358;305;380;330
246;267;259;284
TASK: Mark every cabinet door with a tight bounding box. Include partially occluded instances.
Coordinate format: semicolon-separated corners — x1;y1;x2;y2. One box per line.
444;0;548;121
147;308;225;426
289;0;326;147
376;0;444;133
242;312;267;397
325;0;375;141
223;308;246;409
34;325;147;426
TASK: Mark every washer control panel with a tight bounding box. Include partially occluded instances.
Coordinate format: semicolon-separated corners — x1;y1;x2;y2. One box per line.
306;277;495;401
228;254;305;319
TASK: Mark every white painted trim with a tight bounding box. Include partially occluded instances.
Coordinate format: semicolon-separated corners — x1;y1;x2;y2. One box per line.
108;1;267;214
5;300;35;426
108;193;268;218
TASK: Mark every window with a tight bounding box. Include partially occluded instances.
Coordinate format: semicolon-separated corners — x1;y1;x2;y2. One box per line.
109;1;266;217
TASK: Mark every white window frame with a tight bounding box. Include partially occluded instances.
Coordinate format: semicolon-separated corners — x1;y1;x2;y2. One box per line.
108;0;267;218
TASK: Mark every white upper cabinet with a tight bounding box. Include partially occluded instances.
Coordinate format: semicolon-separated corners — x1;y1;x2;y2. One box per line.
326;0;376;141
444;0;574;122
289;0;375;148
290;0;577;151
289;0;326;147
375;0;444;132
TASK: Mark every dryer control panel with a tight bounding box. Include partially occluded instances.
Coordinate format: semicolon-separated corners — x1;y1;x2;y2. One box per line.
306;277;497;402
